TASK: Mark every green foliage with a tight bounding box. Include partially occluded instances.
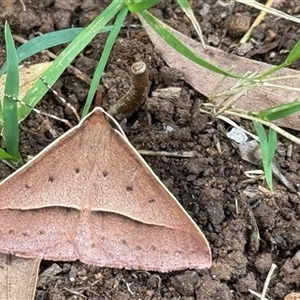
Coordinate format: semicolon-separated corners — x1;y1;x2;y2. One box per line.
0;27;113;76
82;6;128;117
285;38;300;64
1;0;300;174
139;10;241;78
253;122;277;192
1;22;23;165
127;0;160;12
257;100;300;121
0;0;240;151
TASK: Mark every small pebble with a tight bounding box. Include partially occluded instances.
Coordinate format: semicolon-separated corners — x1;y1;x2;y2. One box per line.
264;29;277;42
227;14;251;38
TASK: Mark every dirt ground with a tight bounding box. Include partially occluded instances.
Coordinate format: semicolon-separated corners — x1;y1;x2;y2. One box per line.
0;0;300;299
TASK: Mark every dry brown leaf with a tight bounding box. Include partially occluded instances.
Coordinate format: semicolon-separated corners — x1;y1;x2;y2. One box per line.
0;253;40;300
0;62;52;101
140;16;300;130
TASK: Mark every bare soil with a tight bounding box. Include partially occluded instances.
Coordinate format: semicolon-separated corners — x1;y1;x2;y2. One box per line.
0;0;299;299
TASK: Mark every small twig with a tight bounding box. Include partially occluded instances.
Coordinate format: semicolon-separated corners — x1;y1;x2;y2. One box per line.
215;114;259;140
63;287;87;299
212;73;300;109
212;72;259;111
239;0;274;44
235;0;300;24
108;61;150;121
212;71;300;116
19;0;26;11
138;150;197;158
223;109;300;145
122;279;134;295
272;163;297;193
259;74;300;82
212;81;257;101
261;82;300;93
214;90;248;116
249;263;278;300
82;288;100;297
201;105;300;145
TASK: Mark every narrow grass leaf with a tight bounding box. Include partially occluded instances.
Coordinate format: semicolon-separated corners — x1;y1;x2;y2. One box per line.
253;122;268;161
267;128;277;166
256;38;300;79
0;148;15;160
285;38;300;65
176;0;205;47
257;100;300;121
82;6;128;117
0;26;113;76
13;0;123;124
139;10;241;79
253;121;274;192
128;0;160;12
255;60;288;80
2;22;22;165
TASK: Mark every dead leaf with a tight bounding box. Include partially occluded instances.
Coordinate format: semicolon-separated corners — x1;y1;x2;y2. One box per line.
0;107;211;272
0;253;40;300
140;16;300;130
0;62;52;101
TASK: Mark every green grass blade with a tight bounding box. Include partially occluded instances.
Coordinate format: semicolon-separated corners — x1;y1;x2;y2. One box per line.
253;121;275;192
268;128;277;166
139;10;242;79
0;26;113;76
128;0;160;12
285;37;300;65
253;122;268;161
0;148;15;160
2;22;23;165
256;37;300;79
255;61;288;80
176;0;205;47
82;6;128;117
257;100;300;121
13;0;124;124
